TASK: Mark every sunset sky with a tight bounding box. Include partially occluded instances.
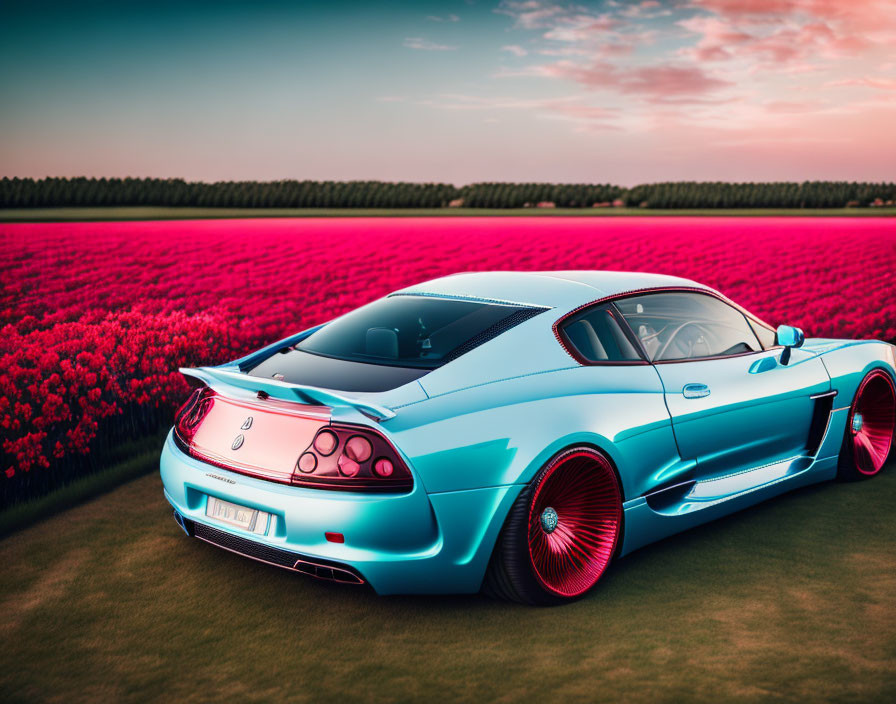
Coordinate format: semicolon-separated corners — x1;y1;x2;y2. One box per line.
2;0;894;184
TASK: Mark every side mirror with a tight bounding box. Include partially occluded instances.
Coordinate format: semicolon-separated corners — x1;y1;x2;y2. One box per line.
776;325;805;366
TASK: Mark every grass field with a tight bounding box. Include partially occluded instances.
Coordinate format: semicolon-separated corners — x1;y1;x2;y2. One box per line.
1;453;893;703
2;206;896;221
0;432;167;539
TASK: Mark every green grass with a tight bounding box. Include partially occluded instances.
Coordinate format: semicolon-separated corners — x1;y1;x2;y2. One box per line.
0;432;167;539
1;453;893;703
2;206;896;221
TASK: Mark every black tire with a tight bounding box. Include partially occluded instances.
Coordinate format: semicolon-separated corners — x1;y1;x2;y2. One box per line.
482;447;622;606
837;369;896;481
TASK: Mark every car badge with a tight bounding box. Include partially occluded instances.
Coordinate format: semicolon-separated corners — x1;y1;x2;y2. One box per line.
241;416;253;430
205;473;236;485
231;434;245;451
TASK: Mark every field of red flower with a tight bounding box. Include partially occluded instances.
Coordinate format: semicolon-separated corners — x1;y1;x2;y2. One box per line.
1;216;894;500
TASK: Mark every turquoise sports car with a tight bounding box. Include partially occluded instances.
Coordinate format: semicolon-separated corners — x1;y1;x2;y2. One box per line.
161;272;896;604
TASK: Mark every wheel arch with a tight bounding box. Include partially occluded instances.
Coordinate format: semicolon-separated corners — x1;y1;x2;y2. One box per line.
510;431;628;498
819;341;896;409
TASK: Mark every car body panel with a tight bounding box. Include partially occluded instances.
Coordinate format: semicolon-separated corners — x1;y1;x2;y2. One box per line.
620;454;842;555
160;271;896;596
814;339;896;410
656;349;830;479
389;364;679;497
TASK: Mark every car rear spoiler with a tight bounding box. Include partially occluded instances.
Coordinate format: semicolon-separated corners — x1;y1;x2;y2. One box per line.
179;366;396;421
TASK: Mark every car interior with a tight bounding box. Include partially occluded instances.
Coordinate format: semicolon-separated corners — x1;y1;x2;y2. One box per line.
564;292;762;362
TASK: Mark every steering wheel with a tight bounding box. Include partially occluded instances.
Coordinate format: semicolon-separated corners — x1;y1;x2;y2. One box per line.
655;321;715;360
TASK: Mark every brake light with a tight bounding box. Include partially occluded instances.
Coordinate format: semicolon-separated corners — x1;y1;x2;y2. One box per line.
313;430;338;455
373;458;394;477
292;425;413;492
173;386;216;448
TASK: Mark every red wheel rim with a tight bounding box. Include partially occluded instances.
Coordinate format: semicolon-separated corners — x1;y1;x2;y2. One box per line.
849;370;896;476
527;449;622;598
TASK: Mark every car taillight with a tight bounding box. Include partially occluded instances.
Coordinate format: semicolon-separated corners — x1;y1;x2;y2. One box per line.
173;386;216;448
293;425;413;492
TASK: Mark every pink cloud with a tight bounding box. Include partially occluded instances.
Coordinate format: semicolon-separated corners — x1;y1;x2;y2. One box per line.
497;2;624;42
829;77;896;91
415;92;622;131
557;106;615;119
678;15;753;43
546;103;618;121
677;15;753;61
678;6;884;70
764;99;825;113
496;2;566;30
691;0;896;37
501;44;529;57
689;0;797;15
543;15;620;42
490;0;895;155
538;46;594;57
403;37;458;51
539;60;732;101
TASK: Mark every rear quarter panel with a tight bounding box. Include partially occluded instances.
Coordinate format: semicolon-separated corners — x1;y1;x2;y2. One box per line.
816;339;896;417
386;364;681;501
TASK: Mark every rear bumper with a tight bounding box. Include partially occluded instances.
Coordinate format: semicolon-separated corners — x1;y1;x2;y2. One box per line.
178;518;366;584
160;430;521;595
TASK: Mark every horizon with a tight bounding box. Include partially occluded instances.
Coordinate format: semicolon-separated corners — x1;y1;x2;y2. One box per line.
5;176;896;187
2;1;895;185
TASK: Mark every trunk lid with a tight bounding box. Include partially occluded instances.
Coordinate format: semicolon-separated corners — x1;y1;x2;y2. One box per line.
182;366;398;420
188;393;329;483
177;366;424;484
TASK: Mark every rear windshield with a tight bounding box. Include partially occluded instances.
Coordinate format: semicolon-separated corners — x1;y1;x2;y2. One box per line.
297;295;543;369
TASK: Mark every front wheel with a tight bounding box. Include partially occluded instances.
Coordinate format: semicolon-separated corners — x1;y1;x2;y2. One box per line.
837;369;896;480
483;447;622;605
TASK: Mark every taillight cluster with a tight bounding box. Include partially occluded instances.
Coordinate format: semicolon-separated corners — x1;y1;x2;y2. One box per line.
173;386;216;449
293;425;413;492
171;386;412;492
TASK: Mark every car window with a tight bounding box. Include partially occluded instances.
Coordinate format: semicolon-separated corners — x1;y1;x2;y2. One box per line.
615;292;761;362
560;304;642;362
298;295;543;369
748;318;777;349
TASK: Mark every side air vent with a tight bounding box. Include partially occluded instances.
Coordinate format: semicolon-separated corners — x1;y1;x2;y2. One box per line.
806;391;836;456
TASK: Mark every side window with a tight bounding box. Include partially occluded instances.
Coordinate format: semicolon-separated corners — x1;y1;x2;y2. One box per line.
615;292;762;362
748;318;777;349
560;304;642;362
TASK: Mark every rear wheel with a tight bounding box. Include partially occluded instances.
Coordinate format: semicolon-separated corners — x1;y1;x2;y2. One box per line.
483;447;622;605
838;369;896;480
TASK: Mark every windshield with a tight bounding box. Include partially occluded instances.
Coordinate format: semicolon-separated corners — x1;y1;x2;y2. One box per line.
298;295;543;369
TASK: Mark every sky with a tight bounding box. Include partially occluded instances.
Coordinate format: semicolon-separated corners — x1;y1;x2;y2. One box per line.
1;0;895;185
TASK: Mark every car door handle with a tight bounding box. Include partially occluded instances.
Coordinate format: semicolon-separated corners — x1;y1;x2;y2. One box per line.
682;383;710;399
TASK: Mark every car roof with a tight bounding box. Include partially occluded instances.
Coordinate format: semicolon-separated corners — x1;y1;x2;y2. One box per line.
392;271;711;311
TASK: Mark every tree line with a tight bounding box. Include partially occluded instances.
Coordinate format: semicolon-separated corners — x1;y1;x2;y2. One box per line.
2;177;894;209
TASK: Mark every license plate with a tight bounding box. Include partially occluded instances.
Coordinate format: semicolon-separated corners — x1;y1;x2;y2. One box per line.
206;496;270;535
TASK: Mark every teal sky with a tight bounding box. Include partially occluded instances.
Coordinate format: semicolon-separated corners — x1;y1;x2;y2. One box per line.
2;1;894;184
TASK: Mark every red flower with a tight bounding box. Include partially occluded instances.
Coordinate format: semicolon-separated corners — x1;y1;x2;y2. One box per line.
1;217;894;479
